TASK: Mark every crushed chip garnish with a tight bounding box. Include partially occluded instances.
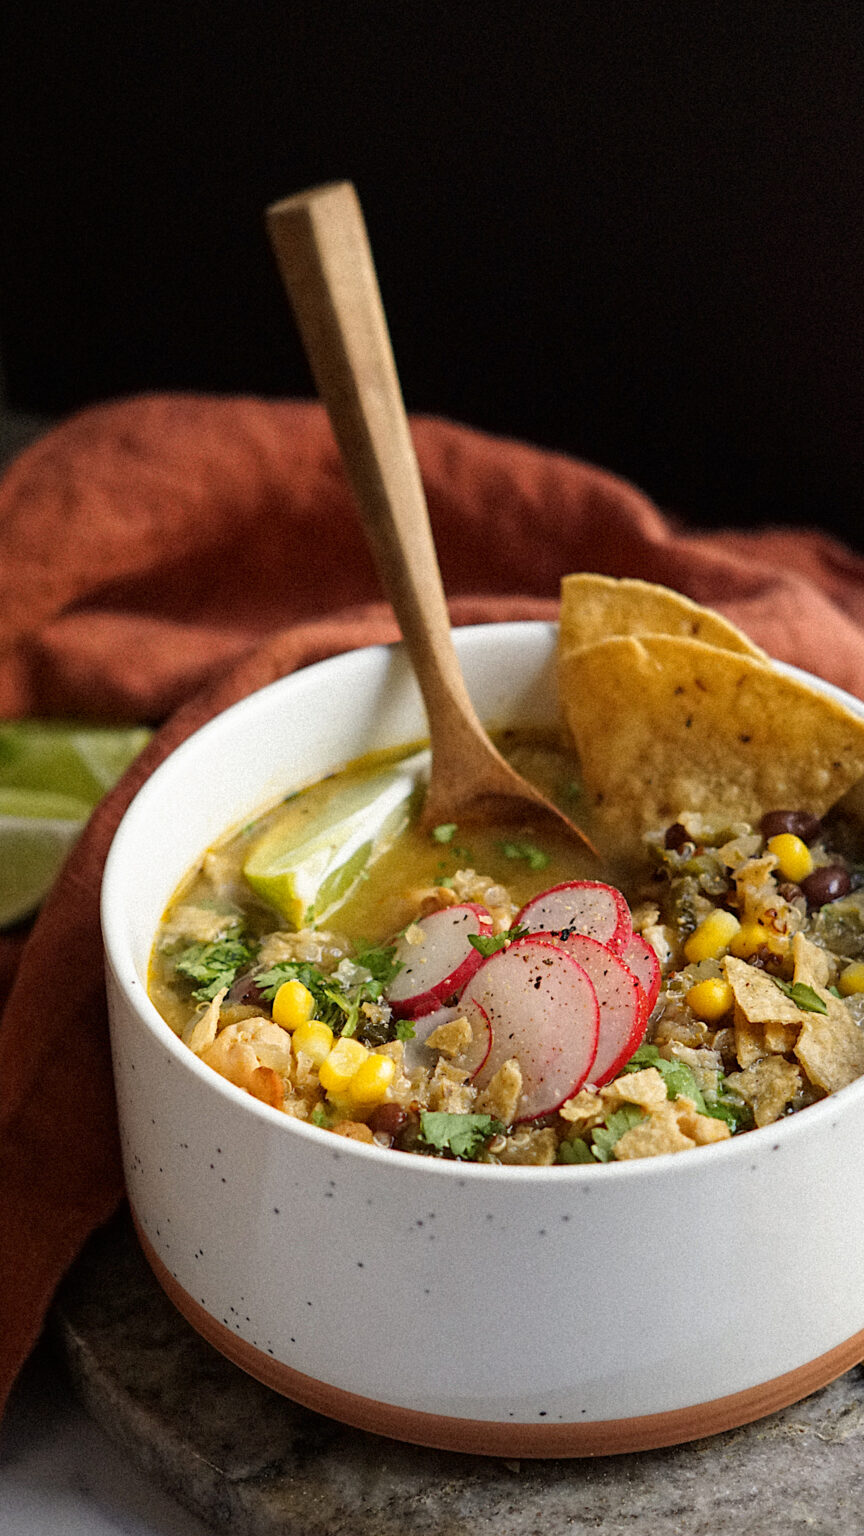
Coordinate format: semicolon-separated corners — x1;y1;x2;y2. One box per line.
794;992;864;1094
725;1057;803;1128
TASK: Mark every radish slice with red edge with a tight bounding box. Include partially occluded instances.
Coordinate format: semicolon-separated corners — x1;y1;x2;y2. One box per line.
515;880;632;954
618;933;662;1014
459;937;599;1121
385;902;493;1018
533;930;648;1087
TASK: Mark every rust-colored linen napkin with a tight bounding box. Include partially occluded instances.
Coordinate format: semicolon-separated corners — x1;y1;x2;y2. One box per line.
3;392;864;1419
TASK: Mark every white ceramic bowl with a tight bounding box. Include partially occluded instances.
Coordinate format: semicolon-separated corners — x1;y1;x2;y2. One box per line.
101;622;864;1457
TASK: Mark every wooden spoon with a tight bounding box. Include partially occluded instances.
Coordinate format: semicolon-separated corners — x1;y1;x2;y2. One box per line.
266;181;596;855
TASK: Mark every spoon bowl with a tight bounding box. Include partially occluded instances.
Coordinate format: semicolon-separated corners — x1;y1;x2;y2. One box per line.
266;181;596;855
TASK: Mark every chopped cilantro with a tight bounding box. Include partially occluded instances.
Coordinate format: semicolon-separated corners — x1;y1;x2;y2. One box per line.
174;934;256;1002
557;1136;594;1164
395;1019;416;1042
496;839;551;871
468;924;528;957
591;1105;647;1162
256;941;402;1042
705;1087;752;1134
310;1105;330;1128
622;1043;706;1109
772;978;828;1014
432;822;457;843
621;1042;750;1128
418;1111;503;1160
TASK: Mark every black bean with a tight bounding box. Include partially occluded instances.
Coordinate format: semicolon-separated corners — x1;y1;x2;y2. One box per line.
664;822;691;851
760;809;823;845
800;864;852;909
226;971;267;1010
367;1104;408;1145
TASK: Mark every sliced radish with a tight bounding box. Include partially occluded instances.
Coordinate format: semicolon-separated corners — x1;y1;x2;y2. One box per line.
618;933;662;1014
516;880;632;954
534;930;648;1087
385;903;493;1018
459;937;599;1121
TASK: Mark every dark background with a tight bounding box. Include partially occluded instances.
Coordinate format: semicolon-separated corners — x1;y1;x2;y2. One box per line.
2;3;864;544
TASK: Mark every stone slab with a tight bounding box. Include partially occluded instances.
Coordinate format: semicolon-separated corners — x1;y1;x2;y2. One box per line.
52;1208;864;1535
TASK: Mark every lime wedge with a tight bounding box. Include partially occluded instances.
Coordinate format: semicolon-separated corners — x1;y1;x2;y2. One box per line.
0;722;151;928
244;756;427;928
0;721;152;805
0;790;89;927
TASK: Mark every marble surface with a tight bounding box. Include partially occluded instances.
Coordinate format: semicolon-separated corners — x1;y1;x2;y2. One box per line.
0;1338;210;1536
8;1207;864;1536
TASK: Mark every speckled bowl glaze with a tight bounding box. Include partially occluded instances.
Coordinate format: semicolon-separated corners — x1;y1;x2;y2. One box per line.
101;622;864;1457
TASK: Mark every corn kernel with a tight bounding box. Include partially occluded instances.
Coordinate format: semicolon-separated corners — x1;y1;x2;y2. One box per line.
838;962;864;996
345;1053;397;1110
686;977;734;1022
683;909;741;963
291;1019;334;1067
767;833;814;884
272;979;316;1031
728;920;787;959
319;1036;369;1094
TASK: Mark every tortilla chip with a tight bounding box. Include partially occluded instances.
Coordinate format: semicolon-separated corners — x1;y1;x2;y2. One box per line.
560;574;764;659
558;1087;606;1132
673;1097;732;1144
600;1066;668;1111
794;992;864;1093
724;957;805;1027
725;1057;802;1127
792;932;832;991
613;1101;696;1159
475;1058;523;1126
559;634;864;858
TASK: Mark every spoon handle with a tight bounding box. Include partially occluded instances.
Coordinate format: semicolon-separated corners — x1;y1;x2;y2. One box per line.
266;181;484;750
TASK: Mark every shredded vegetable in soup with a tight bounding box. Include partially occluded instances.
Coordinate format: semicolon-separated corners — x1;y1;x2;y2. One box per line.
148;579;864;1165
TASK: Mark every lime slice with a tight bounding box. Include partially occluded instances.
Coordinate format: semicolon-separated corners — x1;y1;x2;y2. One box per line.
0;721;152;805
0;789;89;927
0;723;151;928
244;756;427;927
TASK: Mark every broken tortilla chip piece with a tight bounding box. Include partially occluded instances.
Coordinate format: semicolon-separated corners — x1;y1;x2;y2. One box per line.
559;634;864;859
600;1066;668;1112
725;1057;803;1127
723;956;806;1027
613;1101;696;1159
794;992;864;1094
560;574;764;660
792;932;833;991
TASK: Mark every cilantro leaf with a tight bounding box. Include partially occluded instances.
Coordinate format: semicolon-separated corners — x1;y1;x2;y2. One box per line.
174;934;256;1002
395;1019;416;1042
557;1136;594;1164
418;1111;503;1160
496;839;551;871
591;1105;647;1162
772;978;829;1014
432;823;457;843
468;924;529;957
